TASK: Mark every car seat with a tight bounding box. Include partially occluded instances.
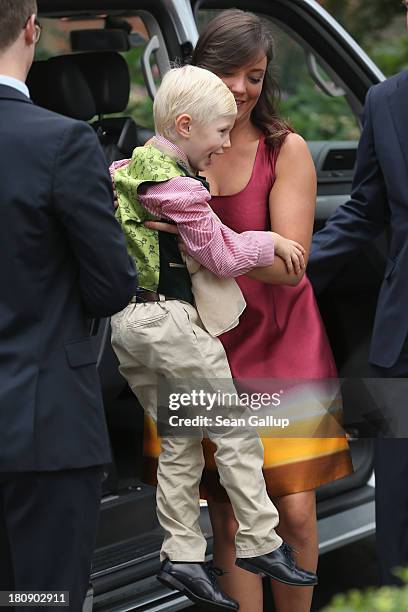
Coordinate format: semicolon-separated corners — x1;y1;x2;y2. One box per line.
27;52;154;163
26;55;97;121
71;51;153;164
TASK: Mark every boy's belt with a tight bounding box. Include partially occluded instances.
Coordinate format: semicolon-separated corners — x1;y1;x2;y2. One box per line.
130;290;177;303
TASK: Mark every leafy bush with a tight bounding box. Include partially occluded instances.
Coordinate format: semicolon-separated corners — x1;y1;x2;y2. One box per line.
320;0;408;77
368;35;408;76
323;569;408;611
280;83;360;141
122;46;154;130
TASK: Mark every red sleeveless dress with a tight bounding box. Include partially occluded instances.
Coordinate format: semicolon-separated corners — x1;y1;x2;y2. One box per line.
143;135;353;500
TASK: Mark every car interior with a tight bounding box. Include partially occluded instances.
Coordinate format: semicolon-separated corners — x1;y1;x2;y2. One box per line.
33;1;384;609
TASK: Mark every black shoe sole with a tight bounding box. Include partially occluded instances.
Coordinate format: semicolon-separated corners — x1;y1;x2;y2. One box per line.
235;559;318;587
157;572;238;610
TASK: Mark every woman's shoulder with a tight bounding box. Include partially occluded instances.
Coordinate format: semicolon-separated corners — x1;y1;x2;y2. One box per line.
272;132;316;184
262;131;308;168
273;132;312;166
279;132;308;154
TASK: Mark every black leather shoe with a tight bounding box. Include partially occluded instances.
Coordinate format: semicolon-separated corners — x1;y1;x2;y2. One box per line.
157;559;239;610
236;541;318;586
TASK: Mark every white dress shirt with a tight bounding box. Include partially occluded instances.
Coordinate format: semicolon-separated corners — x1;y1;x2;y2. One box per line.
0;74;29;98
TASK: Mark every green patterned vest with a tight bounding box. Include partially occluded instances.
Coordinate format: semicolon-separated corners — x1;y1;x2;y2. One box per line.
114;144;194;303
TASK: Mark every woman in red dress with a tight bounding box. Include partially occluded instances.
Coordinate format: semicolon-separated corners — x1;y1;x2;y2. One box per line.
145;9;353;611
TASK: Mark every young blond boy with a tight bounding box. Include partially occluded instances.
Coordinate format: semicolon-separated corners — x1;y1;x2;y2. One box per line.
111;66;317;610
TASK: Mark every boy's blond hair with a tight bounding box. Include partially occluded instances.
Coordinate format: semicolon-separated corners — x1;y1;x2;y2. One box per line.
153;65;236;139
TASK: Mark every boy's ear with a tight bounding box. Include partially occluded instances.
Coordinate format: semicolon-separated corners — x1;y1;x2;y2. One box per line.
175;114;192;138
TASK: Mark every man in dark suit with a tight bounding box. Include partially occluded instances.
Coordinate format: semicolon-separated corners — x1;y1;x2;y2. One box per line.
308;3;408;586
0;0;137;609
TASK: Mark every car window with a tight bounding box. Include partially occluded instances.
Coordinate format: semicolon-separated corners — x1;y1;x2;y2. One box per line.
196;10;360;141
35;16;156;130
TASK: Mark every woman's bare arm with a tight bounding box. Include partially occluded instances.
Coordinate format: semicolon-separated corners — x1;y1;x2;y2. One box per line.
246;133;316;286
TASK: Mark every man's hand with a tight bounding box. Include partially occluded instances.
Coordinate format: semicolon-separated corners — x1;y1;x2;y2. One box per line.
109;159;131;209
113;189;119;209
144;220;180;235
144;220;186;253
271;232;306;275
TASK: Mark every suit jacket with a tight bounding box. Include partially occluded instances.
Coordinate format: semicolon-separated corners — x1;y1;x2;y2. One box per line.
308;70;408;369
0;84;137;471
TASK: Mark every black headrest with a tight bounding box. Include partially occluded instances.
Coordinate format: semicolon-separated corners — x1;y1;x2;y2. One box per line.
27;56;96;121
72;52;130;115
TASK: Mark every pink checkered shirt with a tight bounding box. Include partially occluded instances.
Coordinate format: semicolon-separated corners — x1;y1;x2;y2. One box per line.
111;136;274;277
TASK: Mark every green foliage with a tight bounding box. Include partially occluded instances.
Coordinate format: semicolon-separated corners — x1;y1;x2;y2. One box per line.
126;95;154;130
33;47;51;61
275;0;408;139
322;0;403;45
122;47;146;86
280;84;360;141
321;0;408;77
121;47;155;130
323;569;408;611
367;34;408;76
269;22;359;141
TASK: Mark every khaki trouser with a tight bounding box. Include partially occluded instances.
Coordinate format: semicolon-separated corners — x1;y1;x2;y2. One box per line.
111;299;282;561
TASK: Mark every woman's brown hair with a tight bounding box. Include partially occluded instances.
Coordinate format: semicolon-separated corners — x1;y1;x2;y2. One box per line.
191;9;291;148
